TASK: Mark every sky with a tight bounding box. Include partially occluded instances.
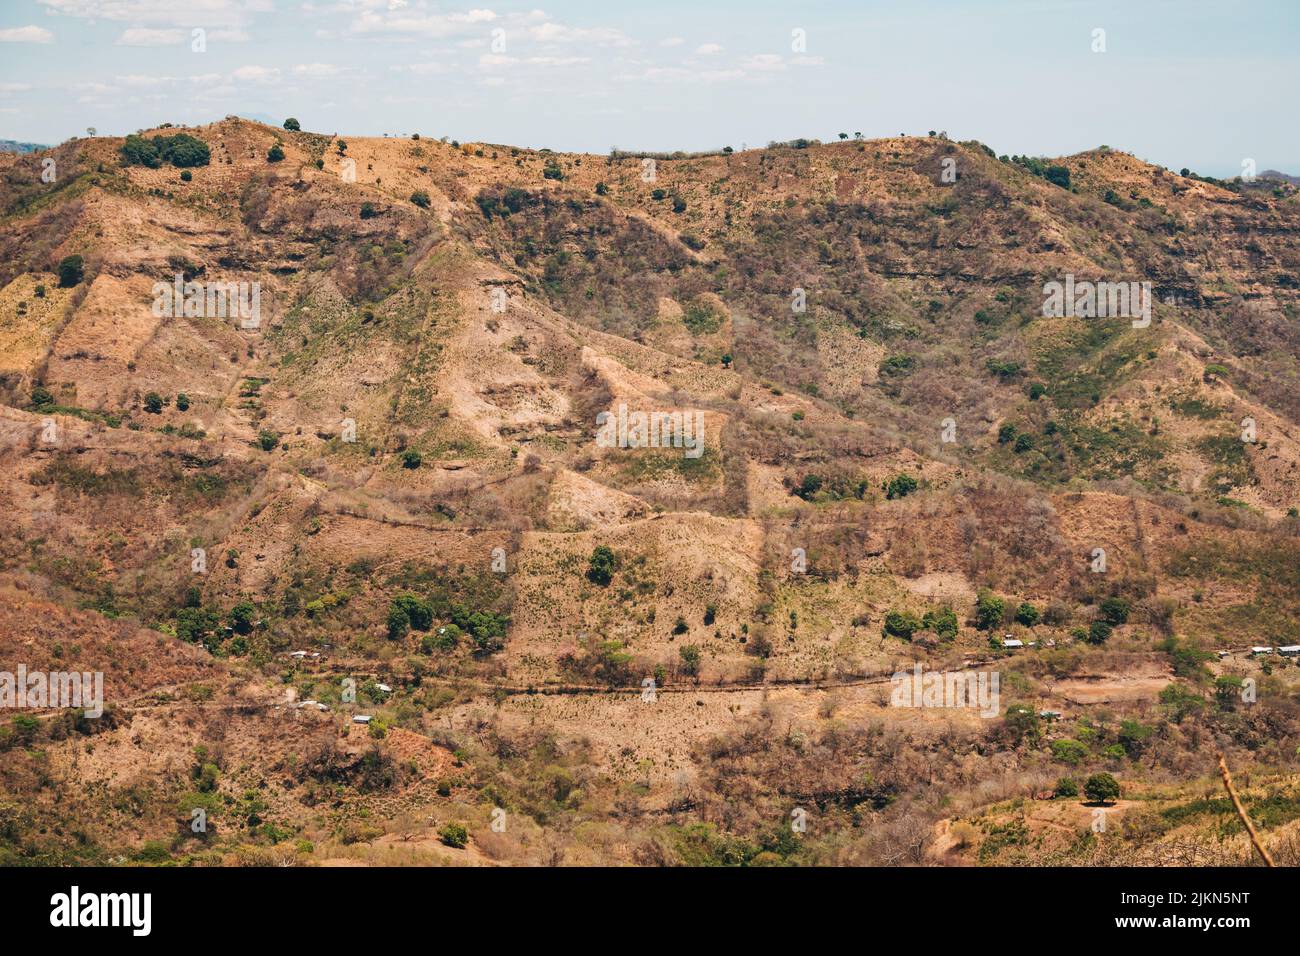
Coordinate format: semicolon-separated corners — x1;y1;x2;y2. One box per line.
0;0;1297;176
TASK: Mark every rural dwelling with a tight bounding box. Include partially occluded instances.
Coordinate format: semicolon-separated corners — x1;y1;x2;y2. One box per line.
1279;646;1300;657
1002;638;1024;649
352;715;373;724
1251;646;1274;656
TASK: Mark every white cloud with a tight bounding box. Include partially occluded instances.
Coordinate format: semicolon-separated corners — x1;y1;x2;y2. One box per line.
694;43;723;55
659;37;684;47
115;74;176;87
292;62;341;78
115;27;185;46
0;25;54;43
38;0;267;28
740;54;785;72
391;62;452;75
616;66;743;84
528;22;630;47
0;83;33;93
232;65;281;83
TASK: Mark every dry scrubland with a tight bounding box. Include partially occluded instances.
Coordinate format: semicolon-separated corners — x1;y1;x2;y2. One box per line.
0;120;1299;865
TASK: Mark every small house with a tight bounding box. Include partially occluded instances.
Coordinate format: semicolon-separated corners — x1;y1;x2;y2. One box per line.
1251;646;1274;656
1039;710;1062;721
1002;638;1024;649
375;683;392;694
1278;646;1300;657
352;715;373;724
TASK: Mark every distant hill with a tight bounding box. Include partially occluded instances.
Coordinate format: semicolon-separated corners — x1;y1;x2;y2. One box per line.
1260;169;1300;185
0;139;47;154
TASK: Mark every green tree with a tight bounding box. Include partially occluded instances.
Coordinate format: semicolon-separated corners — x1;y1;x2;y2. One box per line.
1087;620;1113;644
57;254;84;288
283;117;301;131
922;606;959;640
230;601;256;635
1051;739;1090;766
1054;777;1079;798
1003;704;1040;745
438;822;468;848
143;392;165;414
587;545;616;586
975;589;1005;631
1084;772;1121;804
401;449;422;469
1099;597;1130;625
883;609;921;640
885;473;918;499
1015;602;1041;627
266;143;285;162
392;594;433;631
679;644;702;676
410;190;431;208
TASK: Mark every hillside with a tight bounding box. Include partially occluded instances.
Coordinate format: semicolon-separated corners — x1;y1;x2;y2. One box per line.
0;118;1298;866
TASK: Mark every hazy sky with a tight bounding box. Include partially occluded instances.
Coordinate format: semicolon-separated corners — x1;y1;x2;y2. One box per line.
1;0;1296;176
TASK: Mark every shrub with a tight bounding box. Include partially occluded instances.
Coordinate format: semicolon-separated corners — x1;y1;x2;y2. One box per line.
267;143;285;163
257;431;279;451
1086;620;1113;644
1084;772;1121;804
410;190;431;208
57;255;84;288
30;386;53;407
595;181;609;195
143;392;165;414
672;616;689;635
1003;704;1040;744
1051;739;1090;766
176;393;190;411
180;170;192;182
438;822;468;848
922;606;959;640
392;594;433;631
679;644;702;676
1044;165;1071;189
1014;602;1041;627
975;589;1004;631
1098;597;1130;625
120;134;161;168
283;117;300;131
230;601;255;635
360;202;379;220
121;133;210;169
386;605;410;640
587;545;616;586
401;449;422;469
1054;777;1079;798
883;609;921;640
885;473;918;499
542;162;563;180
